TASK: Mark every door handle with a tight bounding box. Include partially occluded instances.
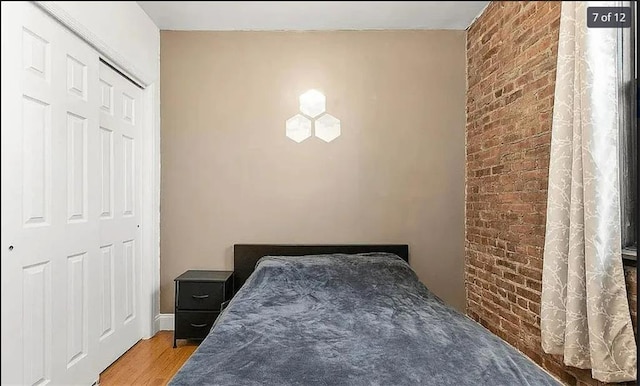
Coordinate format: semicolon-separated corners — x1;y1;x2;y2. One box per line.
192;294;209;299
190;323;207;328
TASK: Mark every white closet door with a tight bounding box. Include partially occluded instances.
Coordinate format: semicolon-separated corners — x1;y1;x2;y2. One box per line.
1;3;142;385
95;62;143;373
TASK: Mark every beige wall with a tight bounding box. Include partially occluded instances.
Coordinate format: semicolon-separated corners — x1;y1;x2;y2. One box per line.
160;30;466;313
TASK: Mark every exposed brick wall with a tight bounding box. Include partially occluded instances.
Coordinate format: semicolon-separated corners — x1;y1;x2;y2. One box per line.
465;2;637;385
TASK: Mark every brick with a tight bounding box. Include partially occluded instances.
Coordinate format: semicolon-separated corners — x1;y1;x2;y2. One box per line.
495;277;516;292
528;301;540;315
518;265;542;281
496;259;517;271
503;270;525;285
525;278;542;292
516;286;540;303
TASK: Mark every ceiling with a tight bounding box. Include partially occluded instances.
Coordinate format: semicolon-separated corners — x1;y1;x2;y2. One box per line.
137;1;489;31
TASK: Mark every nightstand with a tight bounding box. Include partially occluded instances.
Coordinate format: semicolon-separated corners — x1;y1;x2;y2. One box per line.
173;270;234;348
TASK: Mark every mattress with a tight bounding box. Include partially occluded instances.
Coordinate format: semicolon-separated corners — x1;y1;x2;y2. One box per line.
170;253;559;385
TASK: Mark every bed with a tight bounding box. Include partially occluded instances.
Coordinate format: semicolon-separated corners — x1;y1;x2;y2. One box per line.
170;244;559;385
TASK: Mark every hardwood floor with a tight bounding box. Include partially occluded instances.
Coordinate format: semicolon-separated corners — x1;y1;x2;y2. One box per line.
99;331;198;385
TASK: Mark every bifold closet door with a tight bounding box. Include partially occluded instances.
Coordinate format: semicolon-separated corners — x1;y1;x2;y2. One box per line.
94;61;143;374
1;3;142;384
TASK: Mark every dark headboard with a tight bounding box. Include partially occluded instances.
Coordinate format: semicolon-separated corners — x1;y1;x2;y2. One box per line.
233;244;409;293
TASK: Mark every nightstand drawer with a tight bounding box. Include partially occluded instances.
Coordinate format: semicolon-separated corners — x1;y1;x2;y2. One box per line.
175;311;219;340
178;282;224;310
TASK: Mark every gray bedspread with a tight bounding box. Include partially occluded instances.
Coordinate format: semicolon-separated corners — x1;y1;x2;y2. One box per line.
170;253;559;385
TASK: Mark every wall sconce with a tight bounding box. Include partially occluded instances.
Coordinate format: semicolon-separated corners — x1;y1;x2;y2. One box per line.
286;90;341;143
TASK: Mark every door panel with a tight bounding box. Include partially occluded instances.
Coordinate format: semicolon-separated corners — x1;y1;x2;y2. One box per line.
66;112;89;222
95;61;143;374
99;127;114;219
66;252;88;367
22;261;53;385
99;244;116;341
22;95;52;227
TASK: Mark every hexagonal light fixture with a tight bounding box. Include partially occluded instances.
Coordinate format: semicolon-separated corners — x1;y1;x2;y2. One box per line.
285;114;312;143
299;89;326;118
314;113;341;142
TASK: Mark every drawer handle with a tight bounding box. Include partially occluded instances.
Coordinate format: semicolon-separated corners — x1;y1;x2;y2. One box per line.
190;323;208;328
192;294;209;299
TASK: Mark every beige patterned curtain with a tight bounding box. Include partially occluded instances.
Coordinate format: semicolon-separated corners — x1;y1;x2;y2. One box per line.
541;1;636;383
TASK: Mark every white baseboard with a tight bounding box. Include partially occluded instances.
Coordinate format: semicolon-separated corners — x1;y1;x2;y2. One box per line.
155;313;174;331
